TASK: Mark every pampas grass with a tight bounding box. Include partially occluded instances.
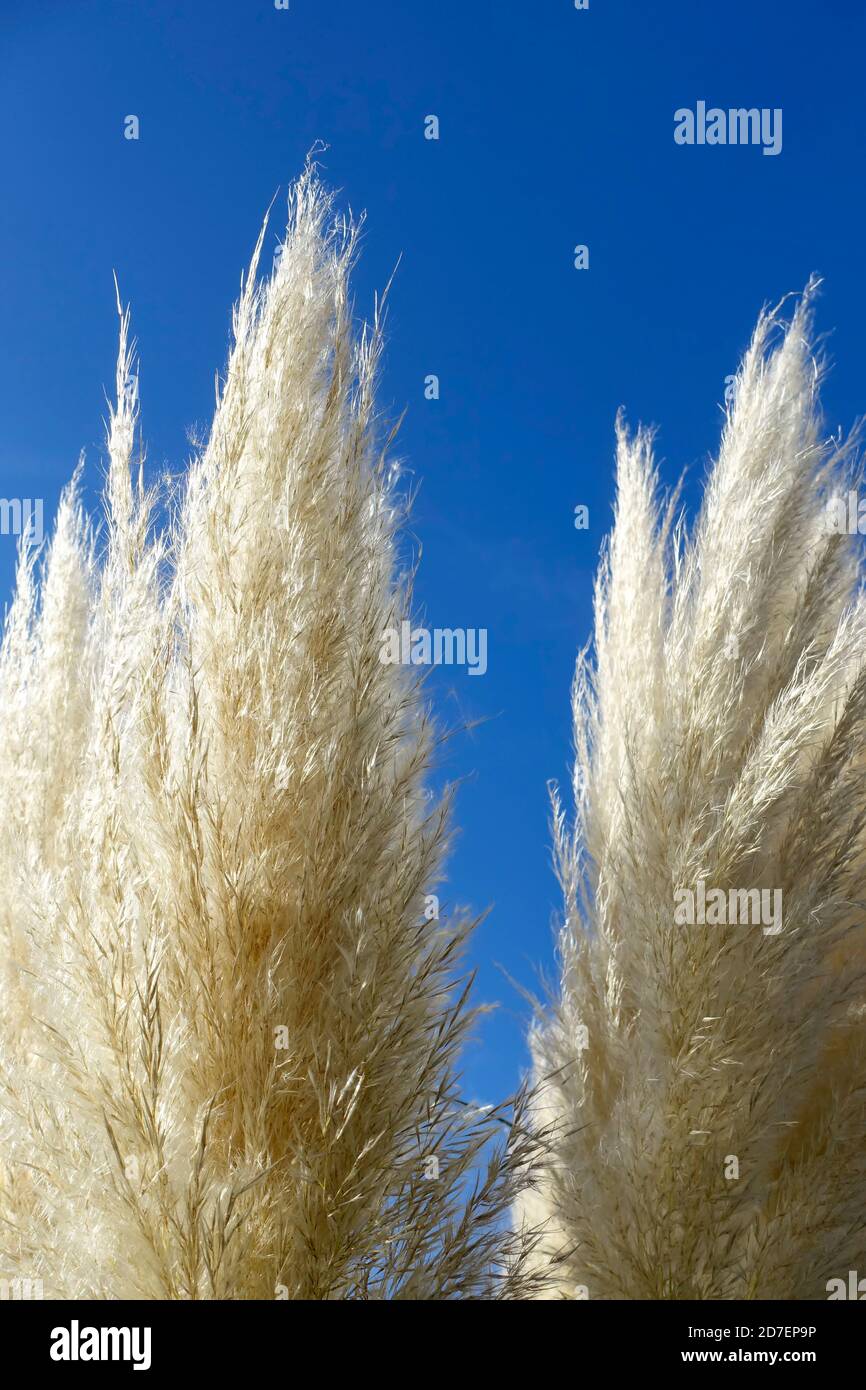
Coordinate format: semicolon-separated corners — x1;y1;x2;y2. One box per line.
0;165;540;1300
521;285;866;1300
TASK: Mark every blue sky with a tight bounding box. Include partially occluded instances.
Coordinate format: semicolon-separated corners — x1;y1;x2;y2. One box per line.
1;0;864;1107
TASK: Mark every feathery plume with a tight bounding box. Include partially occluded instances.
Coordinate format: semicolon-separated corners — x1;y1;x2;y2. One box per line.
521;286;866;1300
0;164;539;1300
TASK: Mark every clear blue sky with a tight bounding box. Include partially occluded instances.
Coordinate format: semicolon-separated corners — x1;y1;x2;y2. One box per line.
1;0;864;1107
